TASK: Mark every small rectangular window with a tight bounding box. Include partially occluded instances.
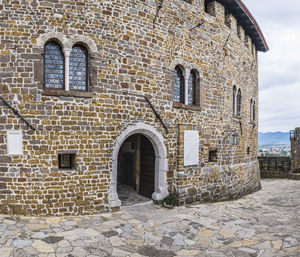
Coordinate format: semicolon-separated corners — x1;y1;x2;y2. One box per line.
247;147;250;155
58;153;75;169
232;134;239;145
208;150;218;162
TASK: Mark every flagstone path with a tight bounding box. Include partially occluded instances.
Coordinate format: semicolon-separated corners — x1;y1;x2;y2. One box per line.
0;179;299;257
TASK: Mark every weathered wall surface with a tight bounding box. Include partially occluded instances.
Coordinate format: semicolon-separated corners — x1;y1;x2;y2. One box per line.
258;156;291;179
0;0;260;215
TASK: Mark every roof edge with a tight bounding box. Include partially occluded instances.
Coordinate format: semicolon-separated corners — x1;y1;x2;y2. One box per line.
236;0;269;52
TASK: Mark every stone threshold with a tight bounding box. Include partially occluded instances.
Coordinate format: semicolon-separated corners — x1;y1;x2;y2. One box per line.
121;200;154;208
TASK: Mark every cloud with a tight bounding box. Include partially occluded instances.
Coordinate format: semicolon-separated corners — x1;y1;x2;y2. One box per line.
259;82;300;132
242;0;300;132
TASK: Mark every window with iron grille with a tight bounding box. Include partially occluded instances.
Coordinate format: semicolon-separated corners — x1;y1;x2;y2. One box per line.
58;153;75;169
174;66;185;103
44;41;64;89
69;45;88;91
188;70;197;105
208;150;218;162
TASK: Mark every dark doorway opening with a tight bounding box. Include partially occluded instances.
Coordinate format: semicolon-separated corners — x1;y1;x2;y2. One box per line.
117;134;155;206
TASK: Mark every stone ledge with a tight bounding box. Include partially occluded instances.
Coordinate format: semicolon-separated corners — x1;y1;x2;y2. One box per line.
288;173;300;180
56;150;78;154
42;89;93;98
173;102;201;111
261;172;289;179
233;115;242;120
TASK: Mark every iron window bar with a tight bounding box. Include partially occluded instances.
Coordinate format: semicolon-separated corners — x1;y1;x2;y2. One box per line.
190;20;206;31
144;96;168;134
153;0;164;24
239;120;243;135
223;31;231;48
70;45;88;91
0;95;36;131
251;123;256;135
44;42;64;89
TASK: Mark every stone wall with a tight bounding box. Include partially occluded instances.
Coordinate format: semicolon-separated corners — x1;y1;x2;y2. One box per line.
0;0;261;215
177;160;261;204
290;128;300;172
258;156;291;179
288;173;300;180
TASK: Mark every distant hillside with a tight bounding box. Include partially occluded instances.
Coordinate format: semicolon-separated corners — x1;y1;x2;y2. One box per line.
258;132;290;145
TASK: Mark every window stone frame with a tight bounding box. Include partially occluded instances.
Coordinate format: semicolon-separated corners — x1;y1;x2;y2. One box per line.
34;32;97;98
233;84;242;118
170;60;203;110
250;98;256;123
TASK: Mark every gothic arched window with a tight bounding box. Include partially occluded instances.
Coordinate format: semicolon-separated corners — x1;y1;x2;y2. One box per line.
250;99;253;122
44;41;64;89
69;45;88;91
174;66;185;103
237;89;242;116
188;70;197;105
233;85;237;114
252;100;256;122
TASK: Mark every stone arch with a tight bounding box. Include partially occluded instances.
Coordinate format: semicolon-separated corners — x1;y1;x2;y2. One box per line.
36;32;68;49
65;35;97;54
187;69;203;106
36;33;97;55
109;123;169;208
170;59;189;78
186;63;203;80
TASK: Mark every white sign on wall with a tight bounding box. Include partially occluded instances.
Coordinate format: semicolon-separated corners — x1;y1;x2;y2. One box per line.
184;130;199;166
7;130;23;155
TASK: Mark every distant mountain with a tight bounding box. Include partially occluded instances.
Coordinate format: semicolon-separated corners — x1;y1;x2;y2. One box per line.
258;132;290;145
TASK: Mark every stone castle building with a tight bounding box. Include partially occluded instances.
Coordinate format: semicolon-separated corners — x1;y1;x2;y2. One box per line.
290;128;300;172
0;0;268;215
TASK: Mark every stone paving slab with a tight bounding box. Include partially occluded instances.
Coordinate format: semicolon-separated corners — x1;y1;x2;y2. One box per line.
0;179;300;257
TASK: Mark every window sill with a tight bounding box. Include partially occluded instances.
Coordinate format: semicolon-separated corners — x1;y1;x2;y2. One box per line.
173;102;201;111
42;89;93;98
233;115;242;120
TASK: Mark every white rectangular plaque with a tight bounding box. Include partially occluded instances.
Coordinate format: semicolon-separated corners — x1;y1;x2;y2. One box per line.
184;130;199;166
7;130;23;155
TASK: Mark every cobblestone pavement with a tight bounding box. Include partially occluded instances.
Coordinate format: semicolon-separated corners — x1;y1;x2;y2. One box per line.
117;184;151;206
0;179;299;257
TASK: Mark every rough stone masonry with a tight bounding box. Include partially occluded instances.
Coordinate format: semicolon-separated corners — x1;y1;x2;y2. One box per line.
0;0;268;215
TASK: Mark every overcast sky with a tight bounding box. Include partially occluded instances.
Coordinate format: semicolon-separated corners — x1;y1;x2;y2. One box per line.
242;0;300;132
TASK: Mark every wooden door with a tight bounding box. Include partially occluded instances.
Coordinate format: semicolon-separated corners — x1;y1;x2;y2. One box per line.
139;136;155;198
120;152;135;186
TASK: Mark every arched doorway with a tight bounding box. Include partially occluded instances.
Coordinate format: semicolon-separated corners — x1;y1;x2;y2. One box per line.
109;123;169;208
117;134;155;204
